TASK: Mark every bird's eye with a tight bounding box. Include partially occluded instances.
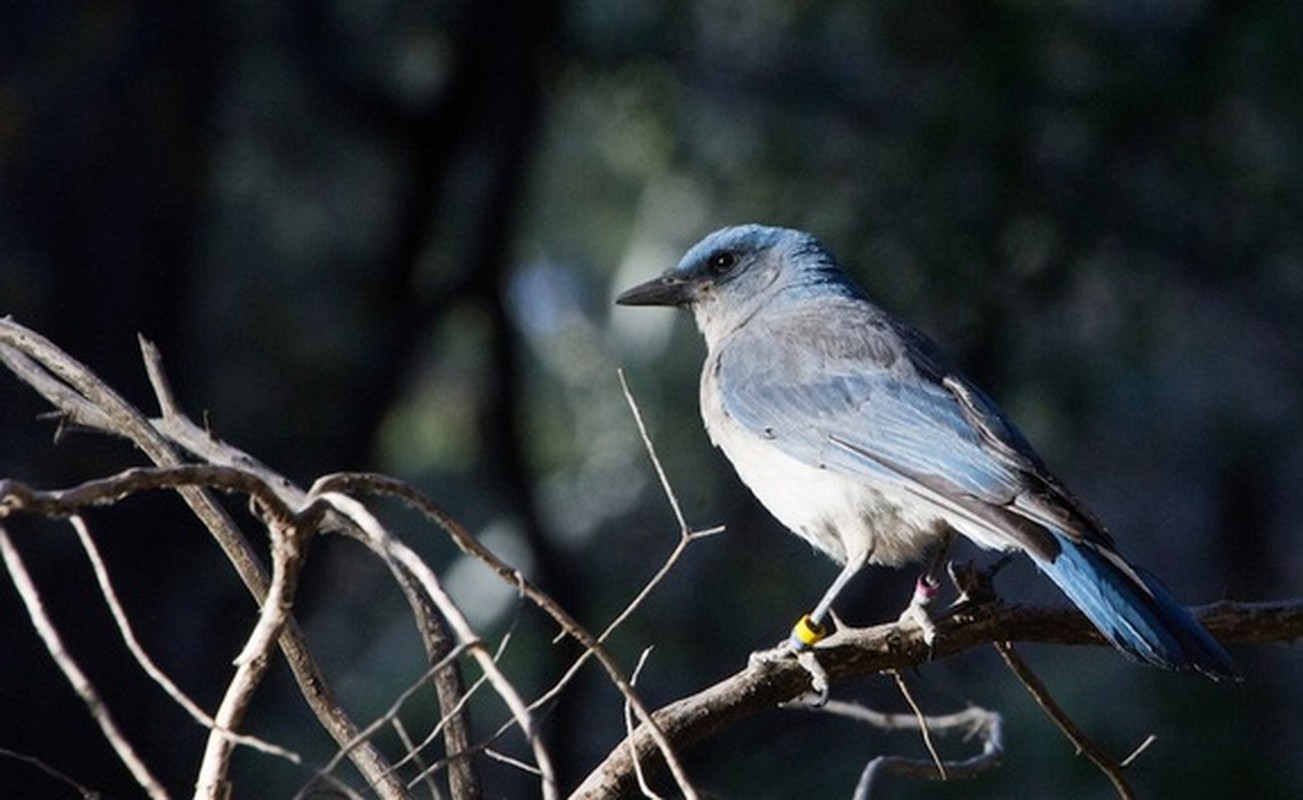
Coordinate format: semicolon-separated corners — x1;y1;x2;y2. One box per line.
706;251;738;275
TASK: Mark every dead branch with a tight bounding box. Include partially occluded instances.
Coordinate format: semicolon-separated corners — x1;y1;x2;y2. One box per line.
309;473;699;800
803;698;1003;799
994;641;1134;799
0;318;412;799
0;522;169;799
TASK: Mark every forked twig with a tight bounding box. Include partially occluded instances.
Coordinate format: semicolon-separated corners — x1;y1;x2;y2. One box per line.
522;374;723;736
310;489;559;798
994;641;1135;799
806;696;1003;799
309;474;698;800
0;319;409;799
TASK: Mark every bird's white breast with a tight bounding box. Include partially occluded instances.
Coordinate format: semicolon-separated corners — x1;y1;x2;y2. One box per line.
700;354;946;567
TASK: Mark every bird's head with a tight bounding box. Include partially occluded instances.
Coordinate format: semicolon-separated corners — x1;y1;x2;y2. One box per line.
615;224;844;342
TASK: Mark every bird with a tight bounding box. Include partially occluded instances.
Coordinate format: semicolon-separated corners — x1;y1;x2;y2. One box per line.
615;223;1236;679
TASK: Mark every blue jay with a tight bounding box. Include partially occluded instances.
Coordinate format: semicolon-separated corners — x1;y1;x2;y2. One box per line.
616;224;1235;678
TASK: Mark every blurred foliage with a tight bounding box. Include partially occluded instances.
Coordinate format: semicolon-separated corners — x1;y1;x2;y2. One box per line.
2;0;1301;797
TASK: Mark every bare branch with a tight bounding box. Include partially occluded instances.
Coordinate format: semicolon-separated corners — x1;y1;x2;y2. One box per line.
310;473;700;800
5;320;1301;800
0;522;169;800
70;515;299;764
298;641;470;798
309;489;558;798
0;320;410;799
195;515;312;799
803;698;1003;799
570;596;1303;798
994;641;1134;800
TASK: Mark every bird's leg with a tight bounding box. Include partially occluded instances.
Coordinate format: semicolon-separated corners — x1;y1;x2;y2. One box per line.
789;550;870;650
896;528;954;647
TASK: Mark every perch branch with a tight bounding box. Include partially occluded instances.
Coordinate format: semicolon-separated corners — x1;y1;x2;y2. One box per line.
571;597;1303;798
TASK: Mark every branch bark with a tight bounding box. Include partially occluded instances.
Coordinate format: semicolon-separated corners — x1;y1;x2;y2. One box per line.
570;598;1303;799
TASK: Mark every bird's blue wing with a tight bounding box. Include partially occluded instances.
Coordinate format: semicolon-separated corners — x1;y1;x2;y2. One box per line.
713;305;1106;558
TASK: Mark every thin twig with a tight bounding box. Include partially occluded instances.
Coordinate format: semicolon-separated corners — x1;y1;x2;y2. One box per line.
994;641;1134;800
311;490;559;798
70;515;300;764
806;698;1003;799
401;639;504;789
617;369;689;533
298;639;469;797
311;474;700;800
0;747;103;800
624;648;659;800
483;749;543;776
1120;734;1157;769
195;518;311;799
529;372;724;725
390;720;440;800
0;523;169;800
888;670;947;781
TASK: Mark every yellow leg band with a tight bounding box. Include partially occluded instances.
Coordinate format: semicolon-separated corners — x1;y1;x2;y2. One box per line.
791;614;828;648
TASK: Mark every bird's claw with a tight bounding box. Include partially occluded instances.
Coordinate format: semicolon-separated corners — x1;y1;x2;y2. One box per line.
897;574;942;647
750;615;832;705
791;650;830;706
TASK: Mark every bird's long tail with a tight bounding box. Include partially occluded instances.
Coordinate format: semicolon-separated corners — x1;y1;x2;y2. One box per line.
1034;533;1237;679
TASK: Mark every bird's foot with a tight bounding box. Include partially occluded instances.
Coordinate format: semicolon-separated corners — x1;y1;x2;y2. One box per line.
748;613;828;666
896;574;942;647
789;650;830;706
751;647;830;706
748;614;833;706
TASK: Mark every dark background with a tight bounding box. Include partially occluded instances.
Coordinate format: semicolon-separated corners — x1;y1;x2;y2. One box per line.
2;1;1300;797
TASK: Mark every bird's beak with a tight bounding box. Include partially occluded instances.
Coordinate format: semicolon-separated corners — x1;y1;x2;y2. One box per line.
614;273;693;307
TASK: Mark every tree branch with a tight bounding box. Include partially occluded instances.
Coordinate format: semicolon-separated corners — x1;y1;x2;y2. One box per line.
5;319;1300;799
0;522;169;799
570;597;1303;798
994;641;1134;799
0;318;412;799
